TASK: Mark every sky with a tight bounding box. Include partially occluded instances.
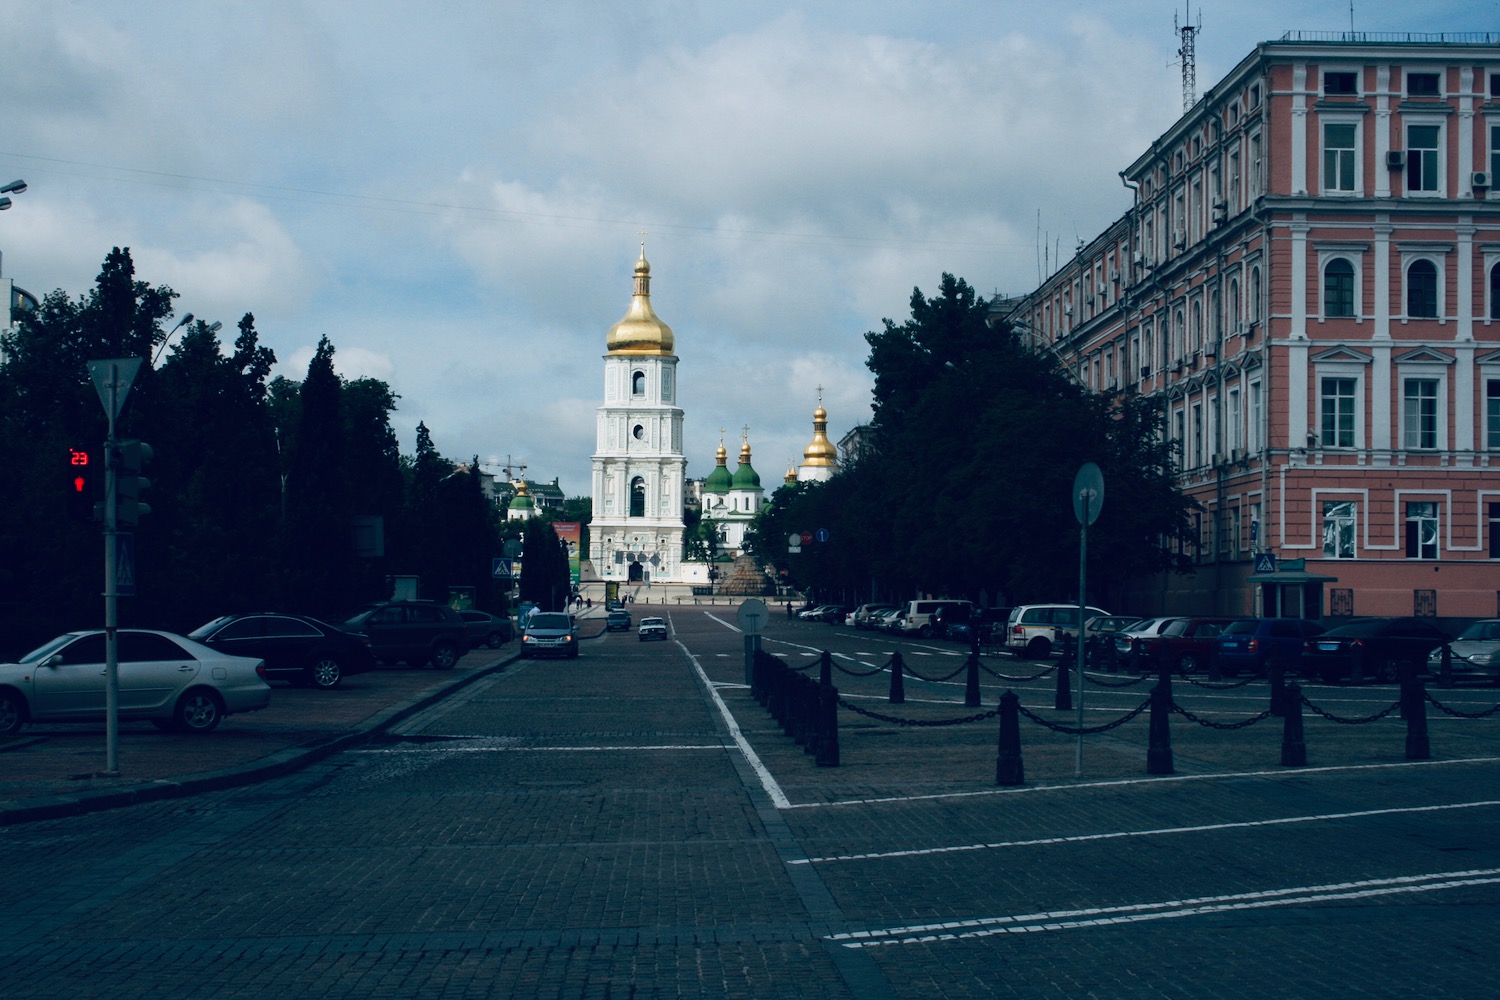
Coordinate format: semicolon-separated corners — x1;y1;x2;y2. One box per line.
1;1;1495;497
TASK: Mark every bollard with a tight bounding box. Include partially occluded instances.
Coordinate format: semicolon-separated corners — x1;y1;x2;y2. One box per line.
1350;645;1365;684
1206;642;1221;682
965;650;981;707
816;681;840;767
1440;643;1454;688
1146;675;1174;775
1280;681;1307;766
995;690;1024;786
1268;654;1287;717
1055;651;1072;711
1402;665;1430;760
819;651;833;689
889;651;906;704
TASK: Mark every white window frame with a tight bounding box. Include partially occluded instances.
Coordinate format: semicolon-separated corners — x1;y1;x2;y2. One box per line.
1321;498;1358;559
1486;375;1500;452
1401;375;1444;451
1405;119;1446;197
1319;374;1361;449
1321;117;1361;195
1401;252;1446;321
1247;379;1263;452
1318;252;1361;320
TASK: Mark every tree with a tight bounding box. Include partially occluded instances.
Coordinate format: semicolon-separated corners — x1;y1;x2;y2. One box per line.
281;337;348;616
519;518;570;611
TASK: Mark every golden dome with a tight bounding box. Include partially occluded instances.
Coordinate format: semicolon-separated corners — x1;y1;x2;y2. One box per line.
802;403;837;467
606;248;675;355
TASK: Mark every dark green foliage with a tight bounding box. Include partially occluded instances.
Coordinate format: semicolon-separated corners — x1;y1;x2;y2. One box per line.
753;274;1192;608
518;517;572;611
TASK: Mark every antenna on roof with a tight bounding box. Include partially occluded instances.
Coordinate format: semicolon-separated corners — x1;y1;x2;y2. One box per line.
1175;2;1202;113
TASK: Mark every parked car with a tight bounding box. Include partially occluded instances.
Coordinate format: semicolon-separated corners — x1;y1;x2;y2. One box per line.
1302;618;1451;683
605;609;633;632
1215;618;1326;677
458;610;514;649
1081;615;1144;658
521;612;580;659
798;604;838;621
817;605;849;624
0;629;271;735
189;612;374;690
1428;619;1500;683
874;607;907;633
895;600;976;639
1112;617;1188;661
850;604;898;630
970;607;1014;646
1005;604;1109;659
1134;617;1245;673
342;600;469;669
933;603;975;641
638;617;669;641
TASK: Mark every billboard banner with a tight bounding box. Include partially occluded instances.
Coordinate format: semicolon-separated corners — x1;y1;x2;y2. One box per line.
553;521;582;588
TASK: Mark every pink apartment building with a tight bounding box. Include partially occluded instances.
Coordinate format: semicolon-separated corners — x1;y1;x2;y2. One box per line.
1008;31;1500;620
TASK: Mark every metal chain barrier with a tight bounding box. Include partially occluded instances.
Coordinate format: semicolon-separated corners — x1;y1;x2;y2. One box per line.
837;697;1000;727
1015;696;1152;736
1083;670;1153;688
1176;673;1258;691
899;660;976;684
828;656;889;678
978;659;1058;683
1299;692;1401;725
1426;690;1500;720
1170;701;1272;730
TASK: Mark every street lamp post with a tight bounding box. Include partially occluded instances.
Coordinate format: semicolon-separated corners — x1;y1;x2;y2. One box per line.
0;178;25;212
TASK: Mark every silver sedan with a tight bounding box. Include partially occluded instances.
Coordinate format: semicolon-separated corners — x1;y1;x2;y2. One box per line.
0;629;271;735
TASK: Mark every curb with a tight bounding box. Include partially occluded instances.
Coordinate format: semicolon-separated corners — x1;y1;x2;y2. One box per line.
0;652;520;827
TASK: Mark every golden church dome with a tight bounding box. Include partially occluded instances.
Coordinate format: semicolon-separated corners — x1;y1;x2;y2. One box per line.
802;404;837;467
606;249;675;356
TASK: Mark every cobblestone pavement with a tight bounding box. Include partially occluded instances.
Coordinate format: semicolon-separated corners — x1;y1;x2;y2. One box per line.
2;607;1499;997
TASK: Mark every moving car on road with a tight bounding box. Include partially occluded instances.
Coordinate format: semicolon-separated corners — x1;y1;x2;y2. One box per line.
606;609;633;632
521;612;580;659
0;629;271;735
638;617;669;641
189;612;374;690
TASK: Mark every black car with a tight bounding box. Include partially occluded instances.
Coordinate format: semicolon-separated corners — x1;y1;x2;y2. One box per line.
1301;617;1450;683
606;609;633;631
189;613;374;690
341;600;470;669
459;610;514;649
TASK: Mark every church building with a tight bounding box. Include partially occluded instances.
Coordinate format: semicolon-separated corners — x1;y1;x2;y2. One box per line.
588;247;687;584
700;431;764;556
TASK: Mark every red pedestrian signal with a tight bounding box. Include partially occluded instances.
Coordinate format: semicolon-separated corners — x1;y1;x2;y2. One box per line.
68;446;99;521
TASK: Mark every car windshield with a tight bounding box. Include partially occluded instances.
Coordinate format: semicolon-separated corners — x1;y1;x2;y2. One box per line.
1221;620;1258;635
530;614;571;629
641;618;665;627
187;617;234;640
19;633;80;664
1455;621;1500;642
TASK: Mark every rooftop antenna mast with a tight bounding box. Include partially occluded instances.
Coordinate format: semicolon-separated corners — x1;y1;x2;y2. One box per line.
1175;2;1202;113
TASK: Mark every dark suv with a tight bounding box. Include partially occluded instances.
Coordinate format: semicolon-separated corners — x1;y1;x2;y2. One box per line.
342;601;469;669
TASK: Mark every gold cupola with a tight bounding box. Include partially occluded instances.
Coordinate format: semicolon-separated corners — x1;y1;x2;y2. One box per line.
606;246;676;356
801;403;838;468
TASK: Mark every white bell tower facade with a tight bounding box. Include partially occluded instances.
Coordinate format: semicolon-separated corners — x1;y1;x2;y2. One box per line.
589;247;686;584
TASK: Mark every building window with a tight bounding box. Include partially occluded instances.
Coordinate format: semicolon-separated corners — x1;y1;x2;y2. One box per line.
1407;124;1441;193
1491;502;1500;559
1403;378;1439;449
629;477;646;518
1492;124;1500;184
1324;71;1358;96
1227;387;1242;453
1323;258;1355;317
1250;267;1262;323
1323;500;1356;559
631;370;646;395
1407;259;1438;318
1486;380;1500;450
1490;261;1500;321
1321;377;1358;447
1406;502;1439;559
1247;380;1263;451
1406;72;1441;97
1323;122;1357;192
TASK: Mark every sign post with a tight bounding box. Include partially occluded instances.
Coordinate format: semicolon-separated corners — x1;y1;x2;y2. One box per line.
737;598;768;686
1072;462;1105;778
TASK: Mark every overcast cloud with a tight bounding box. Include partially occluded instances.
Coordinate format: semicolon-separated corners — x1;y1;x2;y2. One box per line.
1;1;1492;493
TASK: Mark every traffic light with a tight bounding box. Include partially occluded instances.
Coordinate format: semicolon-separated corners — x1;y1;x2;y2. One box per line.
113;439;153;528
67;446;98;521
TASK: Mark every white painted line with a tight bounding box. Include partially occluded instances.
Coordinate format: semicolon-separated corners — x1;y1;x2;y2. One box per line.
684;643;791;809
793;798;1500;865
830;868;1500;947
781;755;1500;810
356;744;725;754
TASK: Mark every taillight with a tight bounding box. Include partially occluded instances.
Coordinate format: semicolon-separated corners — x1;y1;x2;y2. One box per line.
1247;638;1260;652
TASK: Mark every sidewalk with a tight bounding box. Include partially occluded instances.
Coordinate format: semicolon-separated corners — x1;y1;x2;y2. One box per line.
0;649;517;826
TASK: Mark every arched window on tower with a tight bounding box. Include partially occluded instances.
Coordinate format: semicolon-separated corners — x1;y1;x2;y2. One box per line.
1488;261;1500;320
632;370;646;396
630;477;646;518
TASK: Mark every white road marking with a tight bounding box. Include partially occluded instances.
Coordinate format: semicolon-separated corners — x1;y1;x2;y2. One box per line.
792;798;1500;865
357;744;724;753
830;869;1500;947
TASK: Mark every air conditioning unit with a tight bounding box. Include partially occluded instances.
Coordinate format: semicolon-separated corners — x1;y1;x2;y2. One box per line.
1231;448;1246;463
1109;267;1120;282
1204;343;1217;358
1212;202;1228;223
1133;252;1147;267
1473;171;1491;188
1173;229;1187;249
1212;453;1225;467
1386;150;1407;169
1106;377;1118;390
1140;364;1152;378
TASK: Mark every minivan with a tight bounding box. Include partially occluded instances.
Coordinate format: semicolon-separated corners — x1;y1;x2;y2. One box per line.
896;599;975;639
1005;604;1109;659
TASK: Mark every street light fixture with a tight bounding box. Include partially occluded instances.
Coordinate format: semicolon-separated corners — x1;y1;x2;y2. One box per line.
151;315;223;366
0;179;26;212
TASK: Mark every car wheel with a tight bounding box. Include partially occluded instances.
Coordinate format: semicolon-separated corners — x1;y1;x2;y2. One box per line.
1177;654;1199;675
0;689;25;735
430;642;459;670
1024;637;1051;660
569;645;579;659
1319;665;1341;684
485;631;504;649
919;624;933;638
308;656;343;690
1375;659;1401;683
174;690;223;733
